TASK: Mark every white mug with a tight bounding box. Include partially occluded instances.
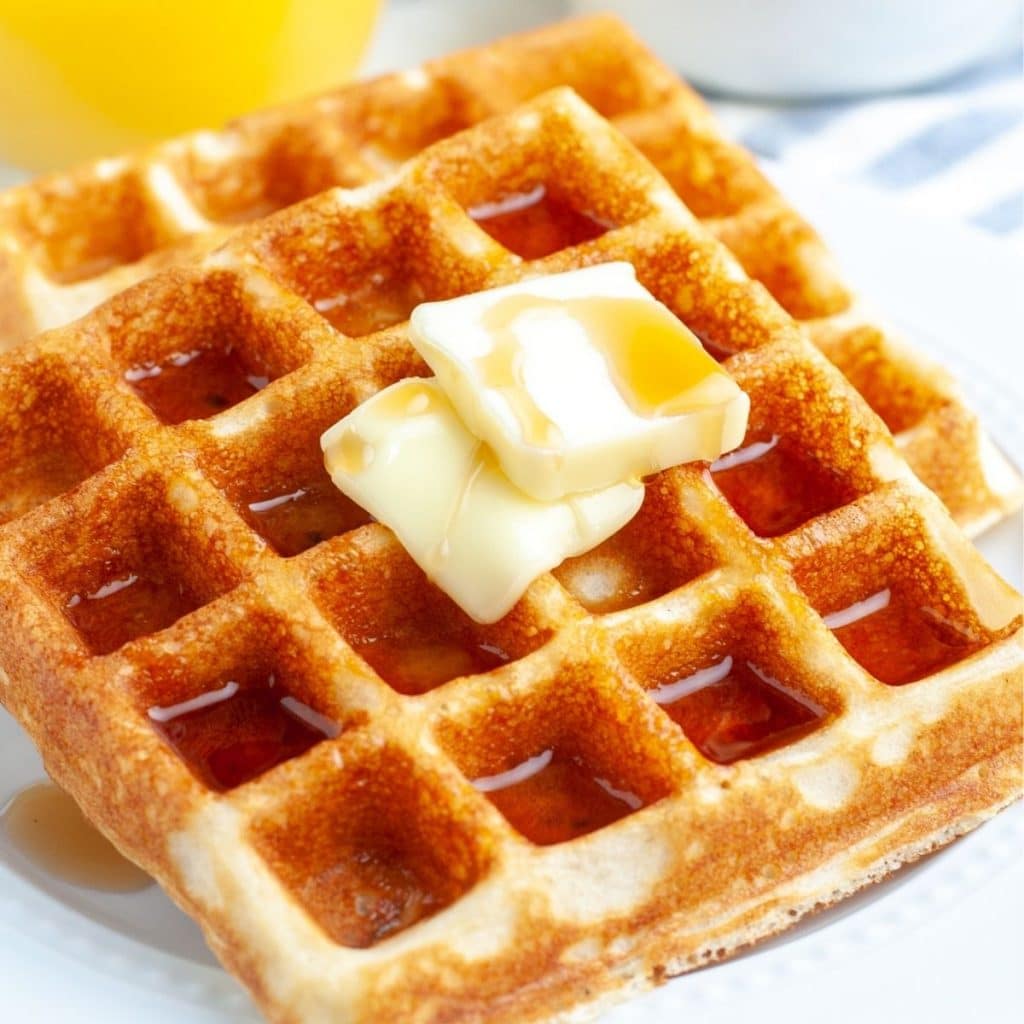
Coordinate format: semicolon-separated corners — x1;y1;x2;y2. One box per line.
570;0;1020;98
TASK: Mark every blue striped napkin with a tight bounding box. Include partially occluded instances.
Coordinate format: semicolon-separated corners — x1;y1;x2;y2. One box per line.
708;44;1023;240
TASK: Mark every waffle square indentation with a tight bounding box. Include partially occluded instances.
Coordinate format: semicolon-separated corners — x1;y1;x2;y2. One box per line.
108;270;314;425
148;662;339;791
437;658;677;845
23;464;251;656
63;553;203;657
616;595;833;764
554;473;717;614
790;501;1014;685
16;165;171;284
251;736;490;948
468;183;612;260
0;352;132;525
308;533;555;696
427;102;657;264
245;190;495;339
195;363;375;558
711;346;879;538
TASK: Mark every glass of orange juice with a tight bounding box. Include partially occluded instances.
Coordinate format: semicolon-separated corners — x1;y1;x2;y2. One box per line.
0;0;381;171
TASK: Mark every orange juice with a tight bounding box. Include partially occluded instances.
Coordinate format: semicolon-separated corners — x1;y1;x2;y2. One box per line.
0;0;381;170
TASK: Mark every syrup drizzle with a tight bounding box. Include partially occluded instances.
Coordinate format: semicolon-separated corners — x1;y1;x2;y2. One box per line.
1;781;152;892
710;432;854;537
479;293;718;449
424;442;490;578
353;636;510;696
710;435;780;474
825;587;984;685
125;345;269;424
313;270;424;337
651;656;824;763
822;588;891;630
244;479;371;556
149;673;339;790
63;557;199;655
468;184;611;259
472;747;643;845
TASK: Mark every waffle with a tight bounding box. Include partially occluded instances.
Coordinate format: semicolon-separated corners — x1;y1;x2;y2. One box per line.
0;88;1020;1024
0;17;1019;538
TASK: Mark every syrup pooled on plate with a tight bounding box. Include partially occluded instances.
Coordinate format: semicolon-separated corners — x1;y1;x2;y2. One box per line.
150;673;339;790
353;636;510;696
245;479;372;556
473;747;643;846
711;433;854;537
468;184;611;260
125;345;269;424
64;557;200;655
651;656;824;763
824;587;985;685
1;781;152;892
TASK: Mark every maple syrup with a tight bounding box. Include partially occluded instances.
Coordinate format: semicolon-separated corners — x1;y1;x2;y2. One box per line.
1;781;152;892
475;327;562;448
313;271;424;337
244;478;372;556
353;636;510;696
473;747;643;845
825;587;984;685
479;292;718;442
64;557;200;655
125;345;270;424
711;433;854;537
301;842;440;948
150;672;338;790
468;184;611;260
651;656;824;763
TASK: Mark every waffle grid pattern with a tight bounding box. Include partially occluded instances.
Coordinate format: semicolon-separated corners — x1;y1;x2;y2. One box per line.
0;17;1018;535
0;91;1019;1024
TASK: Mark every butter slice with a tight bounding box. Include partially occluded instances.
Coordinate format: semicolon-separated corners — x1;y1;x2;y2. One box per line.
321;379;643;624
409;262;749;501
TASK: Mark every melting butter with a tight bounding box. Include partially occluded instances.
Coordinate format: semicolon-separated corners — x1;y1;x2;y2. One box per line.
482;292;717;418
322;379;643;623
320;264;751;623
410;262;749;500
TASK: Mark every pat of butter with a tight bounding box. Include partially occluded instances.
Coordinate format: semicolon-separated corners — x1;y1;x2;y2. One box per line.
409;262;749;501
321;379;643;624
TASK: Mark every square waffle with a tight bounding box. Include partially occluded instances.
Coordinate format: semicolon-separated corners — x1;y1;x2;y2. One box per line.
0;89;1019;1024
0;16;1019;536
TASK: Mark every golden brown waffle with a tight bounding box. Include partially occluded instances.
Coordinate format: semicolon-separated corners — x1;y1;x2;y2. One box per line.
0;89;1019;1024
0;16;1019;536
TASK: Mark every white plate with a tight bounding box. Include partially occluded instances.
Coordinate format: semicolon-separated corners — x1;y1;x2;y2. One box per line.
1;173;1021;1024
